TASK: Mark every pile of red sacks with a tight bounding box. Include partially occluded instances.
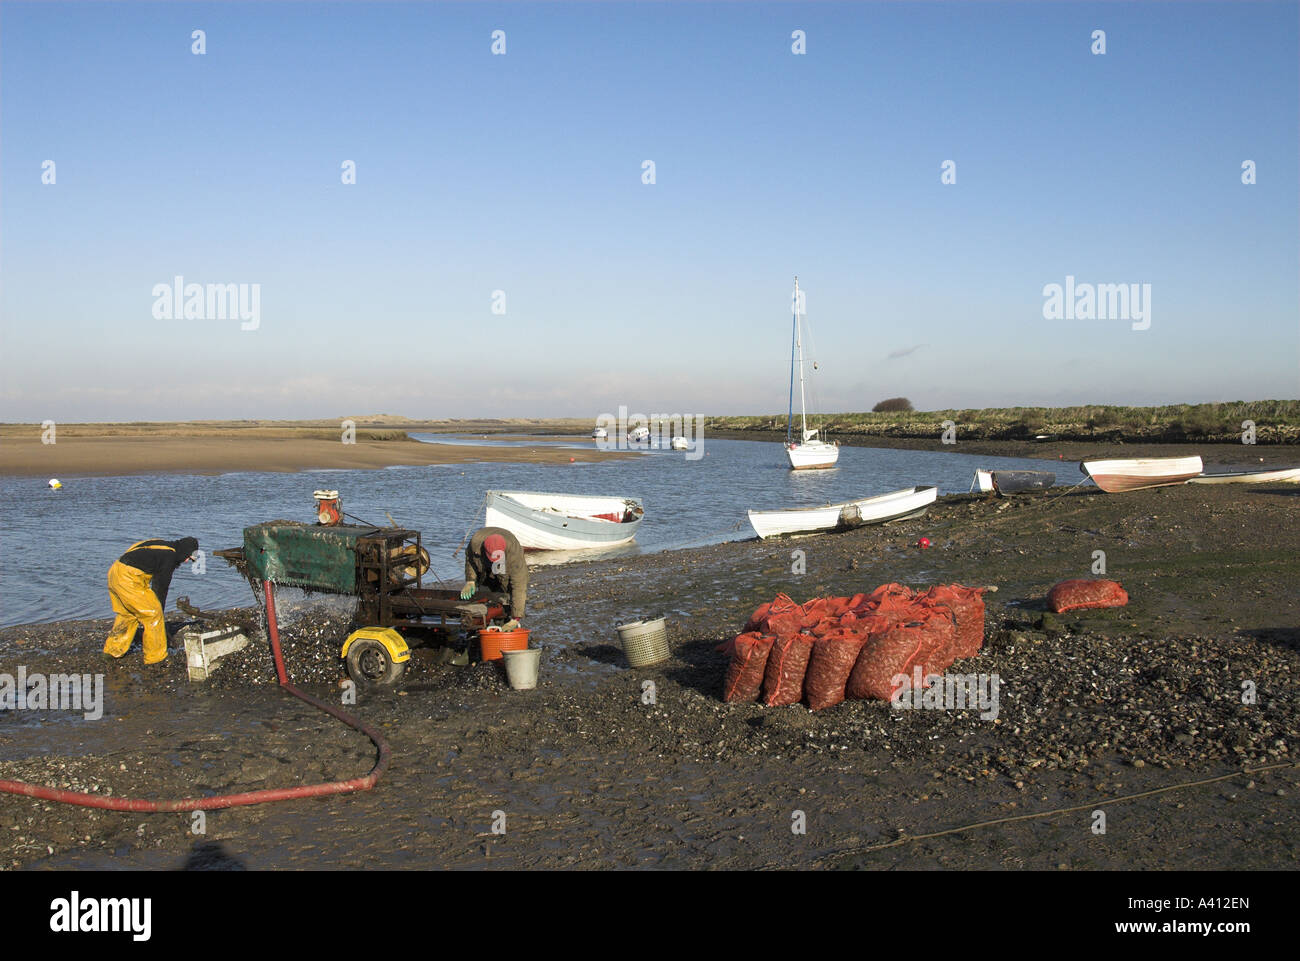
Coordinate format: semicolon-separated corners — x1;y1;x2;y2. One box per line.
720;583;987;711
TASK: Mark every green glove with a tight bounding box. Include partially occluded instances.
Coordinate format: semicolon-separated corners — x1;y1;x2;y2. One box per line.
459;583;476;601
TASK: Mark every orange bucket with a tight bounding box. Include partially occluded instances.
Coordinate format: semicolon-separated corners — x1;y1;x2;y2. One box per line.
478;628;530;661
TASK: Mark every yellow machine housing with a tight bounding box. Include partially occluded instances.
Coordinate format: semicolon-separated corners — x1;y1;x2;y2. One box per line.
341;627;410;663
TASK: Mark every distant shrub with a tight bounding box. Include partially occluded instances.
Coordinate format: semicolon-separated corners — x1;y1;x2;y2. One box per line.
872;397;914;413
1171;408;1226;438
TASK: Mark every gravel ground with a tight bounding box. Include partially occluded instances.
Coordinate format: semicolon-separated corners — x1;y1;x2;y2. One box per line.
1;481;1296;869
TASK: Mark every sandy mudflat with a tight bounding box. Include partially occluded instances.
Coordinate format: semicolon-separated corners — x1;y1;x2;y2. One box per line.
0;434;617;478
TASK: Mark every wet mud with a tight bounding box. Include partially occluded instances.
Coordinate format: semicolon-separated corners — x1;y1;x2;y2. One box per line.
1;483;1296;869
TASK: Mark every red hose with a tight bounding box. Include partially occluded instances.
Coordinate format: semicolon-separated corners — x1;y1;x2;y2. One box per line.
0;581;390;812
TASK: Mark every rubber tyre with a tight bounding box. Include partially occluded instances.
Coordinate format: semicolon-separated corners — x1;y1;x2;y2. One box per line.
346;639;407;690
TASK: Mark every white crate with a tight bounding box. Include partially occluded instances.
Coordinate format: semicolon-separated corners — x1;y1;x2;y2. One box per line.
182;626;251;682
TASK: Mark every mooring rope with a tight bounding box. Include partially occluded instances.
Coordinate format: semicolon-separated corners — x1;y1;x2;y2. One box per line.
836;760;1298;858
452;493;489;560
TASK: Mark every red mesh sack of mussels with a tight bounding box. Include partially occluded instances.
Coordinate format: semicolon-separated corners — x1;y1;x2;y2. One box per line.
722;633;777;703
924;584;987;660
803;628;870;711
765;593;806;636
742;602;773;634
1047;579;1128;614
863;583;916;608
762;632;817;707
718;594;795;654
846;605;957;701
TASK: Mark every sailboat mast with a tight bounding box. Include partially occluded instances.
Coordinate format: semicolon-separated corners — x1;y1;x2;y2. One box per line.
787;292;796;445
795;277;808;442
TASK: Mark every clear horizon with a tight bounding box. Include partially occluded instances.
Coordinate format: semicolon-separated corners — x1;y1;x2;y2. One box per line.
2;1;1297;422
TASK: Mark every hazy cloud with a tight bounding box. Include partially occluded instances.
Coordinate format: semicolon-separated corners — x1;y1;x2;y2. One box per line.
887;344;927;360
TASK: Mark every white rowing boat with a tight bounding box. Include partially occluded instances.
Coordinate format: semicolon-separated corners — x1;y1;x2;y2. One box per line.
748;486;937;539
1188;467;1300;485
1081;456;1203;493
485;490;644;551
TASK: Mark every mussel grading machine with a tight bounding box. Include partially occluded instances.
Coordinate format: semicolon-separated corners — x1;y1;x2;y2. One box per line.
215;521;508;688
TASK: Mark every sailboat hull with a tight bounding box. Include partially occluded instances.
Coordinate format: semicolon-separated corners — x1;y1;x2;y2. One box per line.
786;442;840;470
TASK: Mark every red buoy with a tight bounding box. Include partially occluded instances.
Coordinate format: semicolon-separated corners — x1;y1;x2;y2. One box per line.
917;536;931;549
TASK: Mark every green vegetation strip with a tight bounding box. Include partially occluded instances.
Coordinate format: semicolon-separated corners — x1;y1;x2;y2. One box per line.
707;401;1300;444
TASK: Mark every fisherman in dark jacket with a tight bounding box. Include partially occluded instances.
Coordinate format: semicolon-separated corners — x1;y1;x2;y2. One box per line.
460;528;527;628
103;537;199;665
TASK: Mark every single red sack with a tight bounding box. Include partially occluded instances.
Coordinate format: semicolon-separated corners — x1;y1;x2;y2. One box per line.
723;633;776;703
766;593;806;636
847;606;957;700
1047;579;1129;613
821;596;853;619
799;598;831;629
742;602;773;634
809;618;841;638
925;584;987;660
762;633;816;707
804;629;869;711
868;583;916;604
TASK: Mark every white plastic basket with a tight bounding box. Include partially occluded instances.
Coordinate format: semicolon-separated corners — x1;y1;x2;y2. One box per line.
615;617;670;668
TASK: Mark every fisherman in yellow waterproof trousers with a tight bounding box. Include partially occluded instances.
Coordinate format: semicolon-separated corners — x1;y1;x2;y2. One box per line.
103;537;199;665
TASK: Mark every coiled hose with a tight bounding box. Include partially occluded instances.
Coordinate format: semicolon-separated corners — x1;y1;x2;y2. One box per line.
0;581;390;812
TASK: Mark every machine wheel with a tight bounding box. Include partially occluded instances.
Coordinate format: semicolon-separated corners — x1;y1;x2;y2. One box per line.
346;639;407;689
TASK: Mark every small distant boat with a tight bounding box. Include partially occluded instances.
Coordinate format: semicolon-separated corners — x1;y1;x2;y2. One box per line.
1081;456;1203;493
783;277;839;471
748;486;937;539
670;436;689;451
1188;467;1300;485
628;426;650;443
591;427;608;440
485;490;644;550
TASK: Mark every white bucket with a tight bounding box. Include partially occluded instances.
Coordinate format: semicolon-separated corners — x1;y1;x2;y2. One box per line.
502;647;541;690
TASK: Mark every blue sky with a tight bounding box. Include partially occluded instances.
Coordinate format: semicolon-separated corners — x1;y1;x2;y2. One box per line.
2;0;1296;421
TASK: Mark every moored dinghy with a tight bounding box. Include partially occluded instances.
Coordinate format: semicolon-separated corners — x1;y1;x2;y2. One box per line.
990;470;1055;494
748;486;937;539
971;469;1054;494
1188;467;1300;485
485;490;645;551
1081;456;1203;493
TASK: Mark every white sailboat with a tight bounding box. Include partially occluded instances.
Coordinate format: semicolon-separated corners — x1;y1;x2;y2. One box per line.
785;277;839;470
